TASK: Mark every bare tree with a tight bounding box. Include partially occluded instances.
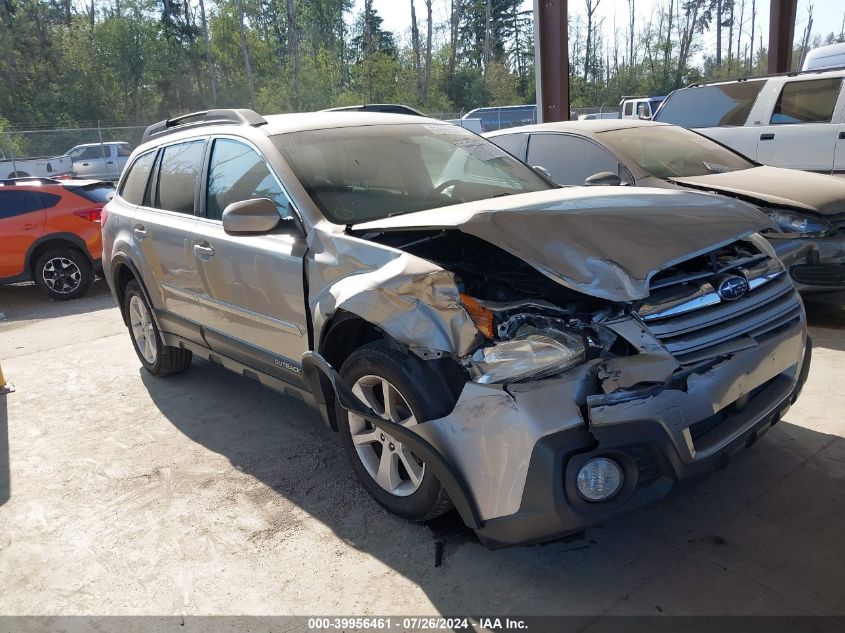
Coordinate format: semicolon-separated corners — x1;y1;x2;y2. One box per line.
483;0;492;77
628;0;635;67
286;0;300;109
235;0;254;104
198;0;216;105
584;0;602;80
423;0;432;102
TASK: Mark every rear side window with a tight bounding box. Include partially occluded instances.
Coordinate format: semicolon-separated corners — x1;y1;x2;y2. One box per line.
117;144;133;157
499;108;535;129
119;150;156;205
527;134;622;186
0;189;57;219
654;80;766;128
771;78;843;124
155;140;205;214
623;102;633;115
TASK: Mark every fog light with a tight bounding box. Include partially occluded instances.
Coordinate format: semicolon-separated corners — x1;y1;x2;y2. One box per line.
576;457;623;502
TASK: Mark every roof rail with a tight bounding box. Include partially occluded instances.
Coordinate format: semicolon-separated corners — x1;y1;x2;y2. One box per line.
685;64;845;88
141;109;268;143
0;177;63;187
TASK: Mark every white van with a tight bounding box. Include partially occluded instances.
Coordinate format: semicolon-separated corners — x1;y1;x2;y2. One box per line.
654;68;845;176
802;43;845;71
619;96;666;120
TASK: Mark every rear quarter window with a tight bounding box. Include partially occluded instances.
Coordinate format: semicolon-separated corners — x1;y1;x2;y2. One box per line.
119;150;157;205
654;80;766;128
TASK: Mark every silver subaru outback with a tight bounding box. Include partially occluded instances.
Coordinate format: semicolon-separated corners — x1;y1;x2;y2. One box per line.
102;109;811;548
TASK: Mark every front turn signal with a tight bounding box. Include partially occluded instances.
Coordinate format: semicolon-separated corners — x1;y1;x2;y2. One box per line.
460;294;495;339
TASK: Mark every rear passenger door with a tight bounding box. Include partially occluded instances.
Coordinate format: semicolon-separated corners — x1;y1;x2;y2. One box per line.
132;139;206;333
0;189;48;278
757;77;845;173
192;137;309;385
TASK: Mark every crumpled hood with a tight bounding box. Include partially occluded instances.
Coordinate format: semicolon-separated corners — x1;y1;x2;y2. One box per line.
669;166;845;215
353;187;773;302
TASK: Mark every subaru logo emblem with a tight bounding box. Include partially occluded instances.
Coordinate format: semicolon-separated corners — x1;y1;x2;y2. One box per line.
717;275;749;301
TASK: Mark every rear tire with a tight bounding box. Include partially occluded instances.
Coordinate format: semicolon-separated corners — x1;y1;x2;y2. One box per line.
338;340;454;522
123;280;192;377
33;248;94;301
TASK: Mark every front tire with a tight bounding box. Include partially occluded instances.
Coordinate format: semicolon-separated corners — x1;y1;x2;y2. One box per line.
33;248;94;301
123;280;192;377
338;340;455;522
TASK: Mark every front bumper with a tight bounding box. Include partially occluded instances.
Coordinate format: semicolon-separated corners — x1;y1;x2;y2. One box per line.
475;328;811;548
771;235;845;293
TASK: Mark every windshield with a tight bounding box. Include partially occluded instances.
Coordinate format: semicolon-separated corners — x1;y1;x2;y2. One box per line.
272;123;552;224
598;125;755;179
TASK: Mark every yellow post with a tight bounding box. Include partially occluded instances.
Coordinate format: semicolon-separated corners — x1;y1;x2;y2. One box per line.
0;361;13;395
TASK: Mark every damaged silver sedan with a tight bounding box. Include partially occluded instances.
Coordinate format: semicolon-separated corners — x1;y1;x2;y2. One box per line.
103;110;811;548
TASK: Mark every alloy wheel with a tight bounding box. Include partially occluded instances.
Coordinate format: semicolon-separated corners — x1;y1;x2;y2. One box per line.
348;375;425;497
42;257;82;295
129;295;158;364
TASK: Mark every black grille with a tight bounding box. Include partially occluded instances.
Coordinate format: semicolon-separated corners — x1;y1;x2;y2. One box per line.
790;263;845;287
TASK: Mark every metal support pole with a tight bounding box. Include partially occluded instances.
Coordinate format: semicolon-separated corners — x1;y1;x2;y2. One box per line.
534;0;570;123
768;0;799;73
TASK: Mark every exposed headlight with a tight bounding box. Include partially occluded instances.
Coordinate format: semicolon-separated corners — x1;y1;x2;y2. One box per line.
470;326;586;384
767;209;832;237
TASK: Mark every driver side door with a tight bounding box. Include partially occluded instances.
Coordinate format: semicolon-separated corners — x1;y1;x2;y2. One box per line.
193;136;309;386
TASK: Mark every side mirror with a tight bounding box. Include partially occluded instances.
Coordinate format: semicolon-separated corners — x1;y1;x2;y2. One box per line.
585;171;622;187
637;103;651;120
532;165;553;180
222;198;284;235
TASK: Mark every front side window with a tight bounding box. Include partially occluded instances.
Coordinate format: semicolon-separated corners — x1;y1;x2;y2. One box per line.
654;80;766;128
527;134;623;186
489;133;528;160
117;144;133;157
155;140;205;214
119;150;157;205
771;78;843;124
273;123;551;224
206;139;293;221
599;125;755;179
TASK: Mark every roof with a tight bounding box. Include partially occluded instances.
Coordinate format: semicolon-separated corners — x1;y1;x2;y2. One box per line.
682;66;845;88
484;118;668;138
262;111;447;135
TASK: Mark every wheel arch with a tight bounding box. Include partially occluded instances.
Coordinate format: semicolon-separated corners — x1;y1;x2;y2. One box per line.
26;233;93;277
108;254;162;331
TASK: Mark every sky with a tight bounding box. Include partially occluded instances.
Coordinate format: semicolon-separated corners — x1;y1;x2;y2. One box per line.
354;0;845;57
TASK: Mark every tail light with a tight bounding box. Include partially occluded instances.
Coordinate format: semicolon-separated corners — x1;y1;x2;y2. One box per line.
73;207;103;223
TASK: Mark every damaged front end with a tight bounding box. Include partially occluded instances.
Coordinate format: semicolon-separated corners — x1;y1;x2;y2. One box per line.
304;192;811;548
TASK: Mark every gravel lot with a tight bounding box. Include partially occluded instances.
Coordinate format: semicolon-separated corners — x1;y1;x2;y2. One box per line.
1;280;844;618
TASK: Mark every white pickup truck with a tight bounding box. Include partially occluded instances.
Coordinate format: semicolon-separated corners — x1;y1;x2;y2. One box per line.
654;68;845;176
0;148;73;179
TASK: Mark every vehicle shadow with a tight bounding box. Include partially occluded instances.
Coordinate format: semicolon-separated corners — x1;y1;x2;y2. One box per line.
0;280;114;324
804;291;845;352
142;358;845;615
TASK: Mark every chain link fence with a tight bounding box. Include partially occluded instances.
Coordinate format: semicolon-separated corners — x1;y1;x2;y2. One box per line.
0;125;146;180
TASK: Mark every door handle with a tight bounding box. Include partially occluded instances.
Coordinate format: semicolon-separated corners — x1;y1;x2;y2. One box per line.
839;131;845;140
133;225;147;240
107;160;114;164
81;162;90;166
760;133;775;141
193;243;215;259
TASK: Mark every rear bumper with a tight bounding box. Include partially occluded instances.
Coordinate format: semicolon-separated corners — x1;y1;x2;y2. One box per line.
474;327;811;548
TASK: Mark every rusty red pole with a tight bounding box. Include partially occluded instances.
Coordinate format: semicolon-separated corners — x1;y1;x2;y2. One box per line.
768;0;799;73
534;0;570;123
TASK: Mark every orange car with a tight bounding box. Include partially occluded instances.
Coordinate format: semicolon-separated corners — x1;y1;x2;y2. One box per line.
0;177;114;300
